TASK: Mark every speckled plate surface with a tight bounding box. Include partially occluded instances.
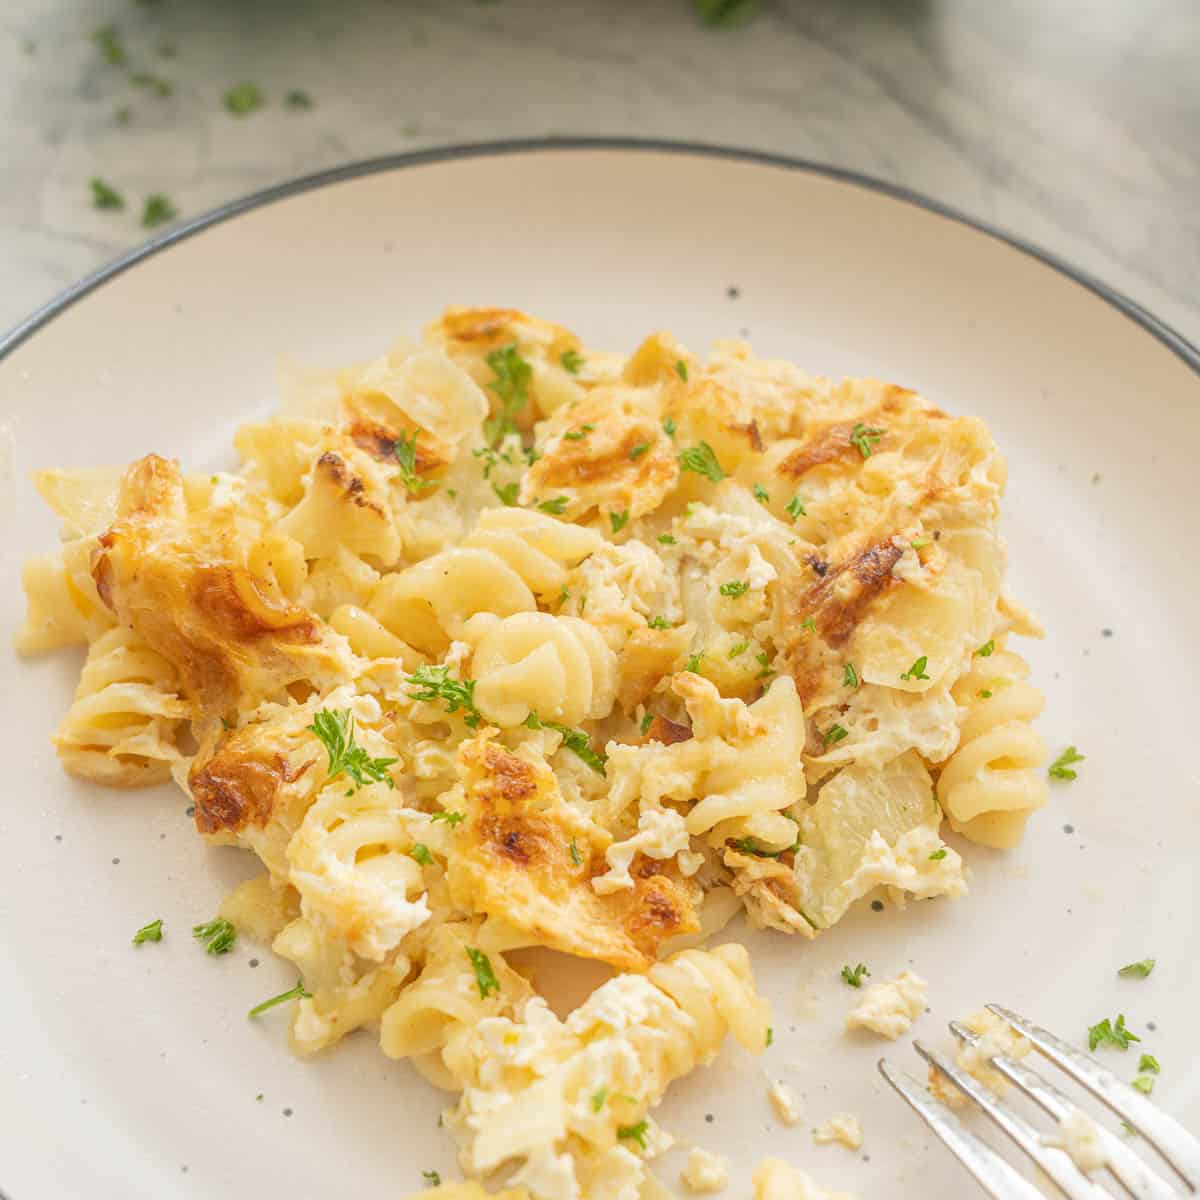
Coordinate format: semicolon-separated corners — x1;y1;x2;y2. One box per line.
1;140;1197;1200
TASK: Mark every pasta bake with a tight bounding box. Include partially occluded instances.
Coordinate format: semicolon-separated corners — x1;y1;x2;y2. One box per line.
18;306;1048;1196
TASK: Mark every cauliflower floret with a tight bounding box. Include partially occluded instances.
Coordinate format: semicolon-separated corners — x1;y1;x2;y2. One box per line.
846;970;928;1040
813;1113;863;1151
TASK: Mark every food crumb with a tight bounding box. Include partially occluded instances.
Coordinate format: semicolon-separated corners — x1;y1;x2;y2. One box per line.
681;1146;729;1193
813;1113;863;1150
283;1107;293;1117
767;1080;802;1126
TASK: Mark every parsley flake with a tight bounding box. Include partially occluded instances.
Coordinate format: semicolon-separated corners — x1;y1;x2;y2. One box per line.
248;979;310;1018
1132;1075;1155;1095
629;443;651;461
591;1087;608;1112
674;360;688;381
678;441;726;483
1139;1053;1160;1074
719;579;749;597
900;655;931;682
1087;1013;1140;1052
430;810;465;826
465;947;500;998
800;616;817;633
729;640;750;658
562;423;594;442
483;343;532;446
849;421;886;458
928;848;948;861
285;89;313;110
657;533;676;544
753;482;770;505
979;689;993;698
524;712;607;774
130;71;173;97
224;82;265;115
90;178;125;211
684;652;704;674
617;1120;650;1149
1049;746;1085;781
92;24;127;65
1118;958;1155;979
394;431;435;493
823;723;849;746
662;417;677;438
766;1026;774;1047
193;917;236;955
693;0;759;26
406;666;483;728
560;349;585;374
141;193;177;228
410;843;434;866
132;918;163;945
537;496;569;515
732;837;785;859
841;963;870;988
610;510;630;534
307;709;398;789
569;838;582;866
976;639;995;657
785;494;807;519
640;712;654;735
492;480;519;506
648;616;671;630
843;662;859;689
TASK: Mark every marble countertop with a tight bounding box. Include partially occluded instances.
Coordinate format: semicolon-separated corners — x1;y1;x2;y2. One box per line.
3;0;1197;345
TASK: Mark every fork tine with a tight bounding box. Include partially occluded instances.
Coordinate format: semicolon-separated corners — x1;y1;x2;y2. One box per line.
913;1040;1111;1200
878;1059;1048;1200
988;1005;1200;1191
950;1022;1181;1200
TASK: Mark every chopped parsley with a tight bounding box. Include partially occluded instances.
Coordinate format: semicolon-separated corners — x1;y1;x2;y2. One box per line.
409;843;434;866
766;1026;774;1048
610;510;630;534
678;441;726;483
562;423;594;441
928;848;948;861
1131;1075;1155;1095
910;536;931;550
465;947;500;998
629;443;650;461
1087;1013;1139;1052
617;1120;650;1149
674;360;689;381
132;918;163;945
684;652;704;674
560;349;585;374
785;494;807;519
900;655;931;682
537;496;569;515
718;579;749;597
800;615;817;633
285;89;313;110
693;0;758;25
648;616;672;629
224;82;265;115
976;639;995;657
662;417;677;438
1049;746;1085;781
1118;958;1155;979
307;708;398;789
141;193;177;228
248;979;310;1018
93;24;127;65
406;665;482;728
841;963;870;988
1138;1053;1160;1074
524;712;607;774
732;837;786;859
843;662;859;689
753;482;770;504
492;480;520;506
640;712;654;735
823;723;849;746
849;421;885;458
394;431;434;493
430;810;465;826
90;178;125;210
483;343;532;446
657;533;676;545
422;1170;441;1187
978;689;993;698
729;640;750;658
193;917;236;955
591;1086;608;1112
754;650;774;680
569;838;582;865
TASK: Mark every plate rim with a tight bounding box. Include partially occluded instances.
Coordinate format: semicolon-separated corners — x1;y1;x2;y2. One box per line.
1;135;1197;376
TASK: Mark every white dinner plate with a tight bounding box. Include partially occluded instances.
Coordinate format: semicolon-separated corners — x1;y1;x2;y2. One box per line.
1;140;1197;1200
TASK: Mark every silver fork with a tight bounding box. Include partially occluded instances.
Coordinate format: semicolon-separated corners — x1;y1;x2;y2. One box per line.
879;1004;1200;1198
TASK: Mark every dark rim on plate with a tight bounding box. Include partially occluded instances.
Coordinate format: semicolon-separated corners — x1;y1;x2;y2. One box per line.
2;136;1197;372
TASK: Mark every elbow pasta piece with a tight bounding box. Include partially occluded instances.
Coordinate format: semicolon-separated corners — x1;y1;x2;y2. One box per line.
936;647;1048;848
52;626;189;786
468;611;619;726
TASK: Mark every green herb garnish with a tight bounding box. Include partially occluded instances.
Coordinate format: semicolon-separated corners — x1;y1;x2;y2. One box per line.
285;89;313;110
719;579;749;597
1087;1013;1140;1052
132;919;163;945
648;616;672;630
629;443;650;461
684;652;703;674
823;724;849;746
1138;1053;1160;1074
560;349;584;374
562;423;594;442
90;178;125;210
1118;959;1155;979
430;810;465;826
410;843;434;866
662;417;677;438
976;639;995;657
674;360;688;381
640;712;654;734
693;0;758;26
466;947;500;998
657;533;676;545
394;431;435;494
849;421;885;458
591;1086;608;1112
678;441;726;483
483;343;532;446
307;709;398;789
610;510;630;534
93;24;127;65
406;666;482;728
785;494;806;519
729;640;750;658
617;1120;650;1149
224;82;265;115
753;483;770;504
524;712;607;774
843;662;859;689
1049;746;1085;781
569;838;582;865
1131;1075;1154;1095
900;655;931;682
141;193;177;228
421;1170;441;1187
841;963;870;988
193;917;236;955
537;496;569;515
248;979;310;1018
928;848;948;861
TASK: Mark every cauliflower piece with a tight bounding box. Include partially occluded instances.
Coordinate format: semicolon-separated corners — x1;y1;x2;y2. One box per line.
1044;1110;1107;1174
845;970;927;1040
768;1080;802;1126
813;1114;863;1151
681;1147;730;1194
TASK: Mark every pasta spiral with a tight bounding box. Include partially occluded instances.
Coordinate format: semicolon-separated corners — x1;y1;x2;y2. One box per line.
936;647;1048;848
468;611;619;726
52;626;189;786
17;537;115;654
368;509;601;655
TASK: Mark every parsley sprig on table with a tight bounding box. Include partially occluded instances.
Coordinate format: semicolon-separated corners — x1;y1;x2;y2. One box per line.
1087;1012;1139;1051
248;979;310;1018
1118;958;1155;979
307;709;398;789
1049;745;1085;780
193;917;236;955
841;963;870;988
132;918;163;945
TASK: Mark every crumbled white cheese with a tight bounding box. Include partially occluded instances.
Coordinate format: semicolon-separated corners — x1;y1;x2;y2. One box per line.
743;543;778;592
681;1147;730;1193
510;1147;580;1200
768;1080;802;1126
592;804;692;894
1045;1110;1107;1174
843;827;967;908
846;970;928;1040
813;1113;863;1151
